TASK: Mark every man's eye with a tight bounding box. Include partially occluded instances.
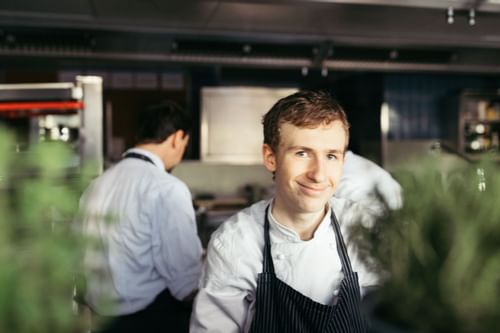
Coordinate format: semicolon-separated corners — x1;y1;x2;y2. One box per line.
327;154;337;160
296;151;308;157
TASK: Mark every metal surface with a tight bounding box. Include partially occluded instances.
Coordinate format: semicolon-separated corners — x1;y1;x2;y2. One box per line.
77;76;103;174
0;83;82;102
0;77;103;173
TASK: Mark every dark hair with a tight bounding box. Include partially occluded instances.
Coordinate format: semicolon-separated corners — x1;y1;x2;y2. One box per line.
136;100;191;145
263;90;350;152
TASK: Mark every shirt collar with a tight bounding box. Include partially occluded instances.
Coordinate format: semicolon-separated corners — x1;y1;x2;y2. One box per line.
123;148;165;171
267;200;332;242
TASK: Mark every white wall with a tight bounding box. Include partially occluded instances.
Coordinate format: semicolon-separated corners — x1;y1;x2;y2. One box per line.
172;161;273;197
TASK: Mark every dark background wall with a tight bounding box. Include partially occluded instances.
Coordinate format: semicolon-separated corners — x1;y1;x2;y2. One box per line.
2;59;500;165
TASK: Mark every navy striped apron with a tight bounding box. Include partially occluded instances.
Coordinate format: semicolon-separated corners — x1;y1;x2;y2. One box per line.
249;206;366;333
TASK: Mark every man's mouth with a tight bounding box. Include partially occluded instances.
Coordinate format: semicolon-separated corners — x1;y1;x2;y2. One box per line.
297;182;327;195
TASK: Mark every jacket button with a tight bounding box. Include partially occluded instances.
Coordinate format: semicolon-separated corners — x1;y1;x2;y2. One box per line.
276;253;285;260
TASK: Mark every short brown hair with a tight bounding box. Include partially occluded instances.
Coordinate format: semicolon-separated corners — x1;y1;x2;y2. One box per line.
263;90;350;152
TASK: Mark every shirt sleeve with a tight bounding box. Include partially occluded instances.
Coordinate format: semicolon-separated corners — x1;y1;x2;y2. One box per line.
375;171;403;210
334;199;381;293
151;179;203;301
190;230;253;333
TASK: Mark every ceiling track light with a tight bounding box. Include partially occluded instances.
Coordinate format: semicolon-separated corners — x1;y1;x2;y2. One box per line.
447;7;454;24
469;8;476;26
446;7;478;26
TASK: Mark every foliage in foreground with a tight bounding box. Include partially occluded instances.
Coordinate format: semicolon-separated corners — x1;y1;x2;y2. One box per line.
353;157;500;333
0;128;93;333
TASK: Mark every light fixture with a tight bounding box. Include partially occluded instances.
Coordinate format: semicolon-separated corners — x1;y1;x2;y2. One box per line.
321;67;328;77
446;6;478;26
469;8;476;26
301;67;309;76
447;7;454;24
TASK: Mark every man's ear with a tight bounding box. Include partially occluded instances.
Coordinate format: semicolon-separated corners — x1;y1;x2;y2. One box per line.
171;130;188;148
262;144;277;172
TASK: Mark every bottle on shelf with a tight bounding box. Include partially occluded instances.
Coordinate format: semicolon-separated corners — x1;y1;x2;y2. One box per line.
486;101;500;121
491;132;499;152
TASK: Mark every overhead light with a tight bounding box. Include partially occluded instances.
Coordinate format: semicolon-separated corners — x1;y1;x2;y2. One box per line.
469;8;476;26
446;7;454;24
446;6;477;26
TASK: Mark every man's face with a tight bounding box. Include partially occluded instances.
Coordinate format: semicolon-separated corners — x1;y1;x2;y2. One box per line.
263;121;347;214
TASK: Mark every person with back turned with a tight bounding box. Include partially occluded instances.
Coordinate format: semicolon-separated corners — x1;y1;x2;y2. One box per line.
190;91;375;332
78;101;202;333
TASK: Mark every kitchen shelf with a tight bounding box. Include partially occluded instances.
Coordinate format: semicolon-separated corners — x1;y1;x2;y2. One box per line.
457;90;500;157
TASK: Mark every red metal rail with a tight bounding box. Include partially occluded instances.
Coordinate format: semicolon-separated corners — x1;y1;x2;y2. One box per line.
0;101;84;118
0;101;84;111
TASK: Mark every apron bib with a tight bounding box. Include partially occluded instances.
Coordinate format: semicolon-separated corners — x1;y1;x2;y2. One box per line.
249;205;366;333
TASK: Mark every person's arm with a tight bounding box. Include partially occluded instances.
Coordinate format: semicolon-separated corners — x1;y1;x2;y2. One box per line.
334;198;381;295
151;180;203;301
190;229;253;333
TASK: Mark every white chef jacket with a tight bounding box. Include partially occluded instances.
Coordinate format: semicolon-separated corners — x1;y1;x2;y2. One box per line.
190;198;377;333
335;151;403;213
79;148;203;315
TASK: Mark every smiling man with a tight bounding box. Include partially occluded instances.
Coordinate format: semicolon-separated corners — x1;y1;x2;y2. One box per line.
191;91;373;333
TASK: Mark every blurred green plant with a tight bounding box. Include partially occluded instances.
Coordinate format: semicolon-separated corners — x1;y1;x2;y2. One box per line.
353;156;500;333
0;127;93;333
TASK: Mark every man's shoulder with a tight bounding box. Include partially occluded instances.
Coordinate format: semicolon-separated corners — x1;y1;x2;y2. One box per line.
145;169;189;194
210;200;268;248
159;171;188;187
205;201;268;278
112;161;192;200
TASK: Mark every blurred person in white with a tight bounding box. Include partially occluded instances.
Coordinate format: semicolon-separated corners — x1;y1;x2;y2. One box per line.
78;101;202;333
335;150;403;214
190;91;375;333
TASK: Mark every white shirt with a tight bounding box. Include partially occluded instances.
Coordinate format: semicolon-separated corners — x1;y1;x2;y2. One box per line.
335;151;403;213
79;148;203;315
190;198;377;333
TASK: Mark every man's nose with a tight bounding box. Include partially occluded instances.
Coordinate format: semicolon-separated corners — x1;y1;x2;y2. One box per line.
306;157;326;183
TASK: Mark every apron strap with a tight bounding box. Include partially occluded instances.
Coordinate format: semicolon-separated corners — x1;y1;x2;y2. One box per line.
263;205;276;275
123;152;155;165
330;209;354;274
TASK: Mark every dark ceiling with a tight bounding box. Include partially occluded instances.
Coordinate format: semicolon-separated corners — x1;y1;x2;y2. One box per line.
1;0;500;73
